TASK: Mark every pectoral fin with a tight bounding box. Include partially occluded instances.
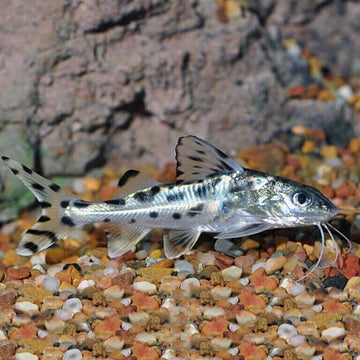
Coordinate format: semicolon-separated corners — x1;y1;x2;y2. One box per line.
163;229;201;258
215;223;272;240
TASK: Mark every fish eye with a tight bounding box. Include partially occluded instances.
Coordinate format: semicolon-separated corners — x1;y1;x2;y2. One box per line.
292;191;312;207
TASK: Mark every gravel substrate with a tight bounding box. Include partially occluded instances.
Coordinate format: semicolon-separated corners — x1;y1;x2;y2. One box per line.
1;130;360;360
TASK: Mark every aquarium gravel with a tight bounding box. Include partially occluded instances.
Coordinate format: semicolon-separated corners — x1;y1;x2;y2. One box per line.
1;129;360;360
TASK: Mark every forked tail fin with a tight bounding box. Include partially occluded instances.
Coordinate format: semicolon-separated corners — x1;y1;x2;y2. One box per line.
1;156;77;256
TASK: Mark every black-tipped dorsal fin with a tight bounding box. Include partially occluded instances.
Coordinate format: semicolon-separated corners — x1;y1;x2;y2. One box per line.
163;229;201;258
175;135;244;184
115;170;160;197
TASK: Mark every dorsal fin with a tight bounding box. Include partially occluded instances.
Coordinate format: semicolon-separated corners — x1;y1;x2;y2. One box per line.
115;170;160;197
175;135;245;184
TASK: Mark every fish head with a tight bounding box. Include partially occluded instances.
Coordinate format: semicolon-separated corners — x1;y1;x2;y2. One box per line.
268;177;339;225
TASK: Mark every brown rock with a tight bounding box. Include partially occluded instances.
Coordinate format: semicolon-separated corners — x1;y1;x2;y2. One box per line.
131;342;159;360
200;316;229;336
0;343;16;359
5;267;30;281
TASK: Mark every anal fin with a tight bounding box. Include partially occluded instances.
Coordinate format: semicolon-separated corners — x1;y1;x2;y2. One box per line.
164;229;201;258
105;223;151;258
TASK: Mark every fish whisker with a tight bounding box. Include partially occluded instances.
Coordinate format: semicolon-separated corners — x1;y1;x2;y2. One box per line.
298;222;325;281
326;222;352;253
321;223;339;267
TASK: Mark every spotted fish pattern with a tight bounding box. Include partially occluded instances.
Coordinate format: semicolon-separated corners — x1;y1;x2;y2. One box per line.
1;136;338;259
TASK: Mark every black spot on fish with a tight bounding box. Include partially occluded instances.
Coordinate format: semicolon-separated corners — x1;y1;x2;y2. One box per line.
134;191;147;202
105;199;126;205
38;215;51;223
172;212;181;219
195;140;203;146
196;150;206;155
118;170;139;187
103;218;111;222
129;218;136;224
49;183;61;192
149;211;158;218
61;216;76;227
188;156;203;162
24;241;39;253
192;172;200;175
1;156;10;161
22;165;33;174
10;168;19;175
73;201;90;208
151;186;161;196
32;183;45;191
60;200;70;208
26;229;57;244
39;201;52;209
63;263;81;272
229;185;242;194
166;192;185;202
134;187;159;203
188;203;204;217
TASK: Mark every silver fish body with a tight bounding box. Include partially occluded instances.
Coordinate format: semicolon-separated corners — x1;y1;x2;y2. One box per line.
1;135;340;262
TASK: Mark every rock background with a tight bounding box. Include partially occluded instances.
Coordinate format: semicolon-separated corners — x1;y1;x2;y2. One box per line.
1;0;360;220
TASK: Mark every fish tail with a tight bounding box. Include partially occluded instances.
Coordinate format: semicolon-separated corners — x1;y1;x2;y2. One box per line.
2;156;76;256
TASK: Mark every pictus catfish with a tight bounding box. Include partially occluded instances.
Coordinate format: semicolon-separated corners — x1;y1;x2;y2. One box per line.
1;136;353;279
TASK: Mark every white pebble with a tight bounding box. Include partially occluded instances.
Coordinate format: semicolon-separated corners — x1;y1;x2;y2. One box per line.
37;329;49;338
55;309;72;321
238;278;249;286
321;327;346;342
338;84;353;99
121;298;132;306
47;264;64;276
311;304;323;312
30;254;46;266
135;333;157;345
211;286;232;300
43;276;60;292
288;284;306;296
15;353;38;360
184;324;198;335
227;296;239;305
252;261;266;272
229;323;240;332
174;260;194;274
180;278;200;290
15;302;39;316
0;329;7;341
122;322;133;330
63;298;82;312
222;266;242;280
278;324;298;339
162;349;177;360
162;298;176;309
289;335;305;346
121;349;132;357
133;281;157;295
228;347;239;355
197;252;215;265
136;249;148;260
77;279;95;291
203;307;225;319
311;356;323;360
62;349;82;360
103;267;118;276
